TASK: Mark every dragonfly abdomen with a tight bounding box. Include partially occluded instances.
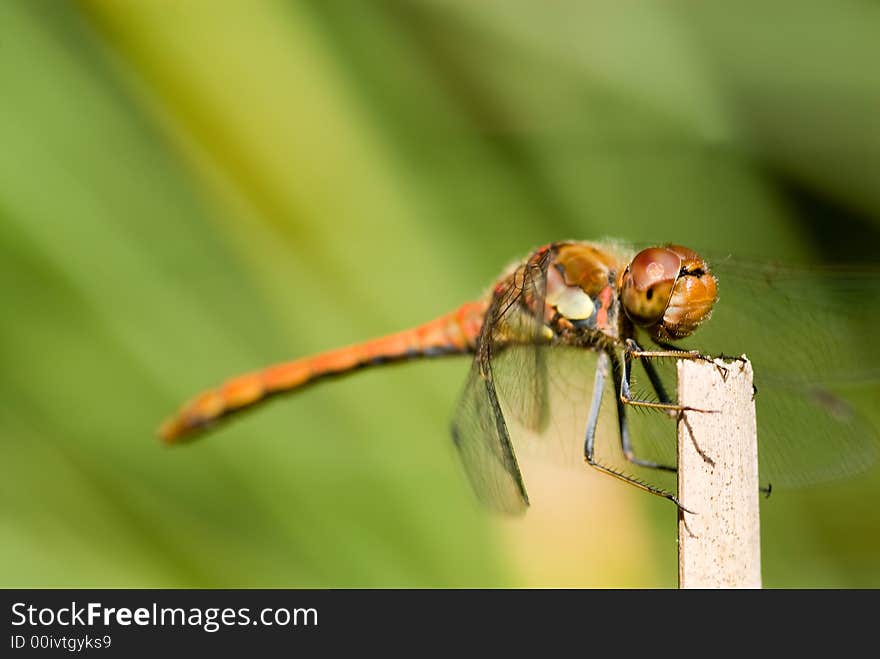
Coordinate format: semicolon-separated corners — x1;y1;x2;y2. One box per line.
158;301;487;444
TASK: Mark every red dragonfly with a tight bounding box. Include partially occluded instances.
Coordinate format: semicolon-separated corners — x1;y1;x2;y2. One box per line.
159;241;879;513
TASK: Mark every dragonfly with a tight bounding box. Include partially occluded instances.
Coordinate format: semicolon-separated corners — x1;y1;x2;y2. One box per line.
158;241;880;514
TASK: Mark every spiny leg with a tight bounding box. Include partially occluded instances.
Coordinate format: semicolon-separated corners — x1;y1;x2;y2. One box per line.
652;338;749;366
650;338;749;382
627;337;705;362
621;339;716;415
641;357;673;405
584;351;690;511
640;352;678;422
609;351;677;473
626;340;767;498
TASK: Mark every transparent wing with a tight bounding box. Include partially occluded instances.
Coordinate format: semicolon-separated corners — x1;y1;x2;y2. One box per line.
674;257;880;487
450;252;551;513
498;345;600;469
452;361;530;514
490;252;552;433
499;344;680;498
707;258;879;384
612;351;680;494
455;343;688;507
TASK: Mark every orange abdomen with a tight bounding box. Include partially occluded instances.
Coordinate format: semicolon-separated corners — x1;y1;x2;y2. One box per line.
158;301;487;444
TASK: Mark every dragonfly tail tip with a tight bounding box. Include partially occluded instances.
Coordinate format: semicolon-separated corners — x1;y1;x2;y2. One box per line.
157;417;187;445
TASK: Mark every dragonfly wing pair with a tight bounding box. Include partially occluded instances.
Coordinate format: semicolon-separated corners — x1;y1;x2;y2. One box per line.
686;258;880;487
451;251;553;514
450;248;880;513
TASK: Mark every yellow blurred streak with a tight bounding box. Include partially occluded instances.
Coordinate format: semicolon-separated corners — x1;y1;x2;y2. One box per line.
80;0;414;281
497;459;669;588
496;402;672;588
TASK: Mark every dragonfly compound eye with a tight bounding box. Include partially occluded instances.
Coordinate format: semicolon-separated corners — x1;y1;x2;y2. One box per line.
621;247;681;327
660;245;718;339
621;246;718;340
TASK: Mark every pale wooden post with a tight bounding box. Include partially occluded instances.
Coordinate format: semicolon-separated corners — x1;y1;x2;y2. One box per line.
677;357;761;588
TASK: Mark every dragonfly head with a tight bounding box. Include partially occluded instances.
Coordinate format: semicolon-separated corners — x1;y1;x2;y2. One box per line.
620;245;718;341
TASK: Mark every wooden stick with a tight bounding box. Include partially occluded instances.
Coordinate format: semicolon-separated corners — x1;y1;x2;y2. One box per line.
677;357;761;588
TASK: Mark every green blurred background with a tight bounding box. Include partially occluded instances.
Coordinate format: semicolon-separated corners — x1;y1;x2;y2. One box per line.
2;1;879;587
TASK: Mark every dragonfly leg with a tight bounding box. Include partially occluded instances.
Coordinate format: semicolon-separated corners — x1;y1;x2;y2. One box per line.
650;339;749;382
627;337;706;362
641;358;673;405
621;339;717;415
584;351;691;512
622;341;769;500
609;352;677;473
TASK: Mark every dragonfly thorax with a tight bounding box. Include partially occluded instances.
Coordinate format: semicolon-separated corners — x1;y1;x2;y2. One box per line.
544;243;623;344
